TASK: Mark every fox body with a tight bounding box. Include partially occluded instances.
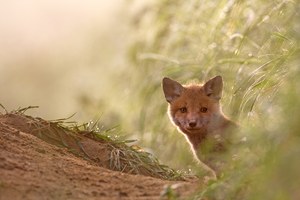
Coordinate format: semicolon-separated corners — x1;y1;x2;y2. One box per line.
162;76;237;176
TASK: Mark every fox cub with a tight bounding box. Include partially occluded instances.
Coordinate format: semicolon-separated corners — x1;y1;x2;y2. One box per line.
162;75;237;177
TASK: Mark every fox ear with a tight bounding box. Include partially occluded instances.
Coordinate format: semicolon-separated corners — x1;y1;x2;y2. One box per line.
203;76;223;100
162;77;184;103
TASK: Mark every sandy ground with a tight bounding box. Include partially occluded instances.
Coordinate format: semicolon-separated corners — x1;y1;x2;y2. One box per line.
0;113;200;200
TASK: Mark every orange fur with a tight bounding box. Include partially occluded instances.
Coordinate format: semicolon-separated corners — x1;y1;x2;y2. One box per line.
162;76;237;178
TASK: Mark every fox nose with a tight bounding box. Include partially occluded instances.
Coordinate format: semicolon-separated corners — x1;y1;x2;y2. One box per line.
188;122;197;128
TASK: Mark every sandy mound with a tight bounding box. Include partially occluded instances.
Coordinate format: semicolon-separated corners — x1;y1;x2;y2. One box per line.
0;113;200;200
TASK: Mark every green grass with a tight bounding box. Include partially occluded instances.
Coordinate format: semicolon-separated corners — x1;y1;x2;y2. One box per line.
120;0;297;167
104;0;300;199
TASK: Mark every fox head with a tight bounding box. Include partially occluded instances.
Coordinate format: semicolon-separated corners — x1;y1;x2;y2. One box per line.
162;76;224;135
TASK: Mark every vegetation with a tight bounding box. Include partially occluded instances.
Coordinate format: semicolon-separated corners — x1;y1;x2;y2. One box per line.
116;0;300;199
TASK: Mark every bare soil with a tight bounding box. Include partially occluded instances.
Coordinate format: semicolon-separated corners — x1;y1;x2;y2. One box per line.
0;113;201;200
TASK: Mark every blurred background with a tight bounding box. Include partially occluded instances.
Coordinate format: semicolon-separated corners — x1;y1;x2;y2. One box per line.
0;0;299;198
0;0;129;120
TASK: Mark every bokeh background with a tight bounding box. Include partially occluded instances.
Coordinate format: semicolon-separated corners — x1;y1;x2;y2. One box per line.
0;0;129;120
1;0;299;198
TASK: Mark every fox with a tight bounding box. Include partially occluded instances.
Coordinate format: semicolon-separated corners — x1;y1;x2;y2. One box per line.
162;75;238;178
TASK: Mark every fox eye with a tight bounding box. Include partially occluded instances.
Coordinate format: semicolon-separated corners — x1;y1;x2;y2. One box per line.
179;107;187;113
200;107;208;113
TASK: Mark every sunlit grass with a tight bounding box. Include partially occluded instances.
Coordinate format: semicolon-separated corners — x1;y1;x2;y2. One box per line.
123;0;297;165
112;0;300;199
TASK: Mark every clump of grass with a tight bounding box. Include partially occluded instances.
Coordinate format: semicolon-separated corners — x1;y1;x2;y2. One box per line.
0;106;184;180
71;119;184;180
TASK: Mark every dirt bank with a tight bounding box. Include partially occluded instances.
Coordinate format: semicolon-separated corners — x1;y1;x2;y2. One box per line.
0;113;200;200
